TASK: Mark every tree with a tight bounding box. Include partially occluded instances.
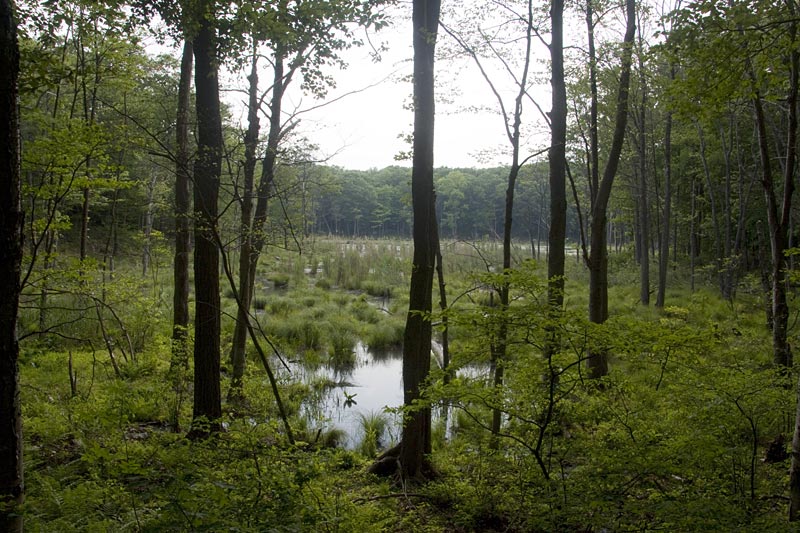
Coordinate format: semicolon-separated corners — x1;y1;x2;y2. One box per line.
169;38;192;428
585;0;636;378
189;1;223;437
547;0;567;346
227;0;389;399
0;0;24;529
400;0;440;480
655;56;674;307
634;17;650;306
441;0;542;441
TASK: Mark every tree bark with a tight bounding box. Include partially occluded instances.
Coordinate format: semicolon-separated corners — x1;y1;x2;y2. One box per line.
656;93;672;308
783;6;800;521
142;174;157;277
189;8;222;437
637;40;649;305
751;78;795;368
586;0;636;379
0;0;24;528
400;0;440;480
489;0;534;442
169;39;192;431
228;46;288;397
586;0;599;208
229;44;261;401
547;0;567;332
696;123;725;297
172;39;192;371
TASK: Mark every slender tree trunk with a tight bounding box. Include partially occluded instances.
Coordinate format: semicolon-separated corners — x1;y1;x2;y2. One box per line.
170;39;192;430
229;45;260;401
587;0;636;379
434;224;450;384
142;174;157;277
637;176;649;303
171;39;192;372
586;0;599;208
697;123;725;297
637;44;649;305
756;221;773;329
720;119;734;299
400;0;440;481
547;0;567;323
439;0;534;442
752;85;795;367
0;1;24;528
672;185;678;265
78;27;100;267
189;10;223;437
80;187;90;261
228;49;287;392
656;87;673;308
690;178;697;292
783;10;800;515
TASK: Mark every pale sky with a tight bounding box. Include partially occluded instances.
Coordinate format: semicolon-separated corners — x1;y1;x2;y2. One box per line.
294;19;552;171
224;8;555;171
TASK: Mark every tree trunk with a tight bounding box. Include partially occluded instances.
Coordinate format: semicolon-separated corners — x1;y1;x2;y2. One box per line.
586;0;636;379
780;22;800;465
586;0;599;208
756;221;773;329
80;186;90;262
229;45;260;401
142;173;157;277
637;173;649;304
637;44;649;305
720;119;734;299
399;0;440;481
0;1;24;527
696;123;725;297
751;79;795;368
544;0;568;382
189;10;222;437
228;48;287;395
656;97;672;308
690;178;697;292
547;0;567;324
170;39;192;429
434;222;450;384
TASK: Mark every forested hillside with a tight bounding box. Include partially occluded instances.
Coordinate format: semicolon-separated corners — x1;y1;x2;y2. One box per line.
2;0;800;531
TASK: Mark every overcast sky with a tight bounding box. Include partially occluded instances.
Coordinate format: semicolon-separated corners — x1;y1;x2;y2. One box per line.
223;8;554;171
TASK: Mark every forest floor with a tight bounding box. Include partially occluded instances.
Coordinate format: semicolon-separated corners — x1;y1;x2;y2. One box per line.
16;238;800;531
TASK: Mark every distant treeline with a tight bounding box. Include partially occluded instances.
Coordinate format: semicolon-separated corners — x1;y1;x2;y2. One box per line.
304;163;584;245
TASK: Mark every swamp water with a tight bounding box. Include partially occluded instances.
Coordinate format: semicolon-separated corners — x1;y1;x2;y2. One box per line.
288;337;472;451
296;342;404;449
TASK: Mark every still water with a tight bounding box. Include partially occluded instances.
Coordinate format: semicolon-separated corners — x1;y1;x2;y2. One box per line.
299;342;404;449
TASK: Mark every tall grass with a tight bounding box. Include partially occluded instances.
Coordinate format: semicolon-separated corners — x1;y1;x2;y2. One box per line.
356;410;390;458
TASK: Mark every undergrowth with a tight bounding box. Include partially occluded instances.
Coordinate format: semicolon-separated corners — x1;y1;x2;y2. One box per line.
16;240;800;531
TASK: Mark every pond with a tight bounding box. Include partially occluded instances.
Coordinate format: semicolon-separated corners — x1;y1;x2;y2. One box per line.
299;342;404;449
292;338;473;450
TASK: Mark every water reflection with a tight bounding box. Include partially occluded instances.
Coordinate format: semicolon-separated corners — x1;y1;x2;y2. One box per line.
297;339;490;449
302;342;403;449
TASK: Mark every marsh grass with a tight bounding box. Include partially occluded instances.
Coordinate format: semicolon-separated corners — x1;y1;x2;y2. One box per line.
328;329;357;366
356;410;390;458
363;319;404;350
